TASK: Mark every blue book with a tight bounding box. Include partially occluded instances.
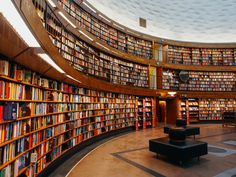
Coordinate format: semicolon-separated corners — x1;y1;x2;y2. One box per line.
11;102;18;120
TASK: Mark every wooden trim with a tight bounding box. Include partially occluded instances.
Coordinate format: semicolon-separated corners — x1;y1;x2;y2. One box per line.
160;63;236;72
51;0;154;64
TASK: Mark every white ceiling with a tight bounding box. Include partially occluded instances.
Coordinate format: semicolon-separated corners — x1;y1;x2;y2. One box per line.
87;0;236;43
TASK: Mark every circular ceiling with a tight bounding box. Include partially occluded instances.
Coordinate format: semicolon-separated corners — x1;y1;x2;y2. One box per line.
87;0;236;43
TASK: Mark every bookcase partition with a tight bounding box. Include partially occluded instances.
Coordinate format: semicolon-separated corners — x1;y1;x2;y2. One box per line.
0;58;137;176
32;0;149;88
56;0;153;59
135;97;156;130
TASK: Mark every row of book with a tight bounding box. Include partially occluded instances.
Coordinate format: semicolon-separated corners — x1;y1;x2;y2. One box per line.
56;0;152;59
168;45;236;66
162;70;236;91
36;2;150;87
179;98;236;122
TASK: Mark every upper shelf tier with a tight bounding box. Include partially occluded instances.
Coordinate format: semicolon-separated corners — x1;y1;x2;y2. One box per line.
31;0;150;88
51;0;153;60
166;45;236;67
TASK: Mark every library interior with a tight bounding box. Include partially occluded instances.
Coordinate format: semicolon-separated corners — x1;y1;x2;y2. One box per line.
0;0;236;177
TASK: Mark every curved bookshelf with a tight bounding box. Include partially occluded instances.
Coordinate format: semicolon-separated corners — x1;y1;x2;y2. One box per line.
0;58;138;176
0;5;157;176
32;0;149;88
167;45;236;66
56;0;153;59
162;69;236;92
1;1;236;177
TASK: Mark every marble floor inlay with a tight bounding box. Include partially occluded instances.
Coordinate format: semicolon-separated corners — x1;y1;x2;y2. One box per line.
224;140;236;146
208;145;236;157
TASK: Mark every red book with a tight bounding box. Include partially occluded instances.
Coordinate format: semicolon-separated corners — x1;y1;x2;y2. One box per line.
5;82;10;99
0;105;3;122
16;69;23;81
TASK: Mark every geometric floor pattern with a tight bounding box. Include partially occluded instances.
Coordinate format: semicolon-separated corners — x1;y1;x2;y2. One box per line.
213;167;236;177
208;144;236;157
224;140;236;146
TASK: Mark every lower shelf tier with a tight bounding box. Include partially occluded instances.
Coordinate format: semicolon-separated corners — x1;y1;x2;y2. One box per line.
37;126;134;177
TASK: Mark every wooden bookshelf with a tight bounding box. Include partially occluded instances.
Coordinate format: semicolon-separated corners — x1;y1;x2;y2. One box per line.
199;99;236;121
168;45;236;66
32;0;149;88
162;69;236;92
0;58;137;176
188;98;199;123
135;97;156;130
179;99;188;120
179;98;236;122
56;0;153;59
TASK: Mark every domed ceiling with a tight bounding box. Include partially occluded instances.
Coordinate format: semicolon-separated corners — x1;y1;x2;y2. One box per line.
86;0;236;43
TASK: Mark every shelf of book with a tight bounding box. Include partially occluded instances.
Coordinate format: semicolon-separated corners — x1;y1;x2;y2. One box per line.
32;0;149;88
56;0;153;59
179;99;188;121
0;58;137;177
179;98;236;123
168;45;236;66
135;97;156;130
162;69;236;92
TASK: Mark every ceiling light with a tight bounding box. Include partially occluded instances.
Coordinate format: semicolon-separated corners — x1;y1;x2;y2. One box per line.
66;74;81;83
46;0;56;8
37;53;65;73
113;23;124;30
96;42;110;51
168;92;176;97
78;30;93;41
82;2;96;13
0;1;40;47
98;14;111;23
58;11;76;28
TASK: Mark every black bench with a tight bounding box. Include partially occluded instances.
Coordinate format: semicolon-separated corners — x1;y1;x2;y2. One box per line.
164;126;200;139
149;137;208;164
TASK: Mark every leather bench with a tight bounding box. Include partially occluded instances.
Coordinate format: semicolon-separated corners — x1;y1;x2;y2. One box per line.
164;126;200;139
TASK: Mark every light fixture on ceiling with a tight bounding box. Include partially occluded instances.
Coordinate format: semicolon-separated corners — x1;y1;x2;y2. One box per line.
113;23;124;30
46;0;56;8
98;14;111;23
78;30;93;41
82;2;96;13
37;53;65;73
66;74;81;83
0;0;40;47
96;42;110;51
168;91;177;97
58;11;76;28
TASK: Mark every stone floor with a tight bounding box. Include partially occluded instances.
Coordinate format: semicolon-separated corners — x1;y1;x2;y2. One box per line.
52;124;236;177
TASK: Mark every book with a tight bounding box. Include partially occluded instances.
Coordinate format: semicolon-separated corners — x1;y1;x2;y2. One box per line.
18;102;31;117
16;66;24;81
0;105;4;121
24;70;32;84
3;102;18;121
0;59;9;76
